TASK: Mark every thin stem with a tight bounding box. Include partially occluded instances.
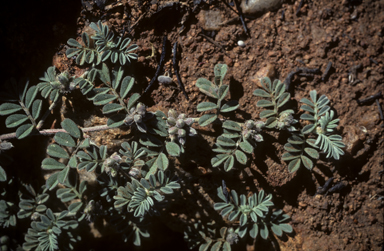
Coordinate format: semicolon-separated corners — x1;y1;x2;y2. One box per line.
0;124;127;140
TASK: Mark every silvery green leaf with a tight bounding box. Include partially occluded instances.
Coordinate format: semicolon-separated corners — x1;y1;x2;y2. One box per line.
25;86;38;109
66;48;81;58
280;223;293;233
317;95;329;108
46;172;59;190
318;105;330;116
239;141;253;154
86;50;95;64
79;138;90;148
217;136;236;147
300;105;315;113
81;32;90;47
211;241;222;251
284;143;301;152
107;113;126;128
257;99;274;107
196;78;218;98
119;52;127;65
78;50;86;65
277;92;290;107
224;155;234;171
60;192;77;202
47;144;69;159
282;152;300;161
214;63;228;79
197;102;217;112
68;156;77;168
0;166;6;182
309;90;317;103
223;120;241;131
5;114;28;128
0;103;22;115
271;223;283;237
93;94;116;105
211;154;229;167
16;123;34;139
61;118;81;138
165;142;180;157
68;202;83;213
156;153;168;170
300;97;314;107
253;89;270;97
31;99;42;120
198;114;217;126
304;147;319;159
111;51;119;63
127;93;141;110
250;223;259;239
102;103;123;114
288;158;301;173
120;37;131;49
101;50;112;62
260;77;272;91
218;85;229;100
265;117;277;128
220;204;234;217
260;222;269;239
42;158;66;170
235;150;247;165
260;109;276;118
220;100;239;113
300;113;315;121
120;76;134;99
54;132;76;147
67;38;82;47
301;155;313;170
58;166;70;184
301;124;316;134
139;134;163;147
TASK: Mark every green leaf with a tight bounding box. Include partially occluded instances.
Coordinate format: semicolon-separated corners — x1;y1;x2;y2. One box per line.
93;93;116;105
239;141;254;154
68;202;83;213
235;150;247;164
99;63;111;84
107;113;126;128
197;102;218;112
195;78;218;98
31;99;42;120
156;153;168;170
165;142;180;157
301;105;315;113
102;103;123;114
260;109;276;118
211;154;229;167
277;92;290;107
253;89;270;97
0;103;22;115
127;93;141;110
5;114;28;128
54;132;76;147
61;119;81;138
218;85;229;100
257;99;274;107
288;158;301;173
271;223;283;237
46;172;59;190
120;76;134;99
304;147;319;159
16;123;34;139
25;86;38;109
309;90;317;103
47;144;69;159
222;120;241;131
67;38;82;47
214;63;228;79
301;155;313;170
220;100;239;113
217;136;236;147
282;152;300;161
0;166;7;182
42;158;66;170
223;155;235;171
250;223;259;239
300;113;315;121
284;143;302;153
301;124;316;134
198;114;217;126
300;97;314;107
260;222;269;239
58;166;70;184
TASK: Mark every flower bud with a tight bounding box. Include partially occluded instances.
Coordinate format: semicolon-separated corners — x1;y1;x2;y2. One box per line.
167;117;176;126
176;119;185;128
168;109;178;119
134;114;142;123
168;126;178;135
178;129;186;137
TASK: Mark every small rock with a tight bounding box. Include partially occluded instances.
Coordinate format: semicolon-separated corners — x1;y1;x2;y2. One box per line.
198;10;223;31
250;62;276;87
237;40;246;47
241;0;282;15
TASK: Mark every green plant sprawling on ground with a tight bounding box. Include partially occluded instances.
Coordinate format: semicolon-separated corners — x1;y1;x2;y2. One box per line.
0;19;346;251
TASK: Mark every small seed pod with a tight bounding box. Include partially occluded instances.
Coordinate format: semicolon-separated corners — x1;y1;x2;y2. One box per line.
253;134;263;142
184;118;194;126
178;113;187;120
167;117;177;126
168;109;178;119
179;137;186;145
134;114;142;123
178;129;186;137
189;127;197;136
176;119;185;128
168;126;178;135
245;120;255;129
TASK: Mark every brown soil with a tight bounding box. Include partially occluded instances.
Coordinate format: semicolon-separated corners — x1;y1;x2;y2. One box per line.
1;0;383;250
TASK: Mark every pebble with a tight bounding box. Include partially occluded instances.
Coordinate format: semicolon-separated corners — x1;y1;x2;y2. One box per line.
241;0;282;15
237;40;246;47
